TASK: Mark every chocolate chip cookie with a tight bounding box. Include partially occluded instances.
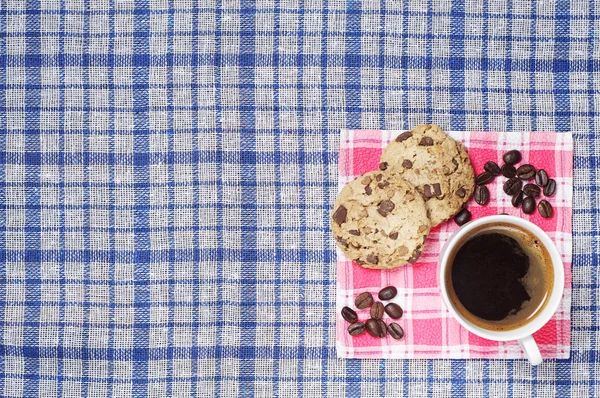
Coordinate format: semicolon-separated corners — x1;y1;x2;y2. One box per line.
379;124;475;226
331;171;430;269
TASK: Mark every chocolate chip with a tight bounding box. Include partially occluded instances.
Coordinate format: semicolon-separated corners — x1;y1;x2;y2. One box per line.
389;232;398;240
349;229;360;236
364;184;373;195
379;162;388;171
336;236;348;247
455;187;466;198
402;159;413;169
332;205;347;225
376;174;383;182
377;200;395;217
367;253;379;264
378;181;390;189
396;131;413;142
409;249;422;263
361;175;372;185
419;136;434;146
423;185;433;199
433;183;442;197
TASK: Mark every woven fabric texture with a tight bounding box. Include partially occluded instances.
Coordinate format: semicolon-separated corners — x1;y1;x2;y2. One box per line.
0;0;596;397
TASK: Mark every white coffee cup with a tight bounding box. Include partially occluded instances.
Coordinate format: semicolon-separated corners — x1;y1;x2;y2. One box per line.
438;215;565;365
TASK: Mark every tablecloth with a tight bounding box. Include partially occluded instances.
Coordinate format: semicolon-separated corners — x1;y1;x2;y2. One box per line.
0;0;596;397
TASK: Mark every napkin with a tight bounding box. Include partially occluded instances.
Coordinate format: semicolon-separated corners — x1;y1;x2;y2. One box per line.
336;129;572;359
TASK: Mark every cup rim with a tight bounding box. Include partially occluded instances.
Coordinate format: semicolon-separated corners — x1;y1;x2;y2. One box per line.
438;215;565;341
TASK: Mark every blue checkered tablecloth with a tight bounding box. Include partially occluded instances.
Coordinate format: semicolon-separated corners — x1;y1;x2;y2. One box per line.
0;0;597;397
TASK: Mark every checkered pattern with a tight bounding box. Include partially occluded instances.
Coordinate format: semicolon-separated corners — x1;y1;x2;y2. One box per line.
0;0;597;397
337;129;572;359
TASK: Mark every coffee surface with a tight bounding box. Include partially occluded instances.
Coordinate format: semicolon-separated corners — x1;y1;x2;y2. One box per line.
447;224;553;331
452;233;531;321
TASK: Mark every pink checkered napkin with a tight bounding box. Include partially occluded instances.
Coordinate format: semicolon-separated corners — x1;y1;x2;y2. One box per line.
336;129;572;359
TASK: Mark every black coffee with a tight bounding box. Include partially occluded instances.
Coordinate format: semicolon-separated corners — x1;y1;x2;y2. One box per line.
447;224;553;331
452;233;530;320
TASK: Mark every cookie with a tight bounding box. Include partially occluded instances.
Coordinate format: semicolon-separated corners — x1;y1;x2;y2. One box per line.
331;171;431;269
379;124;475;226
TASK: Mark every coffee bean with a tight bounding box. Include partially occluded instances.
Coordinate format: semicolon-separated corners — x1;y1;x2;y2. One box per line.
378;286;398;300
355;292;374;309
366;318;387;338
341;306;358;323
503;150;522;165
377;200;395;217
517;164;536;180
474;185;490;205
511;191;524;207
348;322;366;336
396;131;413;142
332;205;347;225
535;169;549;187
385;303;403;319
484;161;501;176
419;136;434;146
379;162;388;171
475;171;494;185
370;302;384;320
544;179;556;197
387;323;405;340
503;177;522;195
522;196;536;214
454;208;471;226
455;187;466;198
501;163;517;178
538;200;553;218
523;183;541;198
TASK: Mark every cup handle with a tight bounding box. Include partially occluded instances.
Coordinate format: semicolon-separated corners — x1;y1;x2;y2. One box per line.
518;335;543;365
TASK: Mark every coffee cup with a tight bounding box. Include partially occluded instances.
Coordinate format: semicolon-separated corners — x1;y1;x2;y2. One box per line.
438;215;565;365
